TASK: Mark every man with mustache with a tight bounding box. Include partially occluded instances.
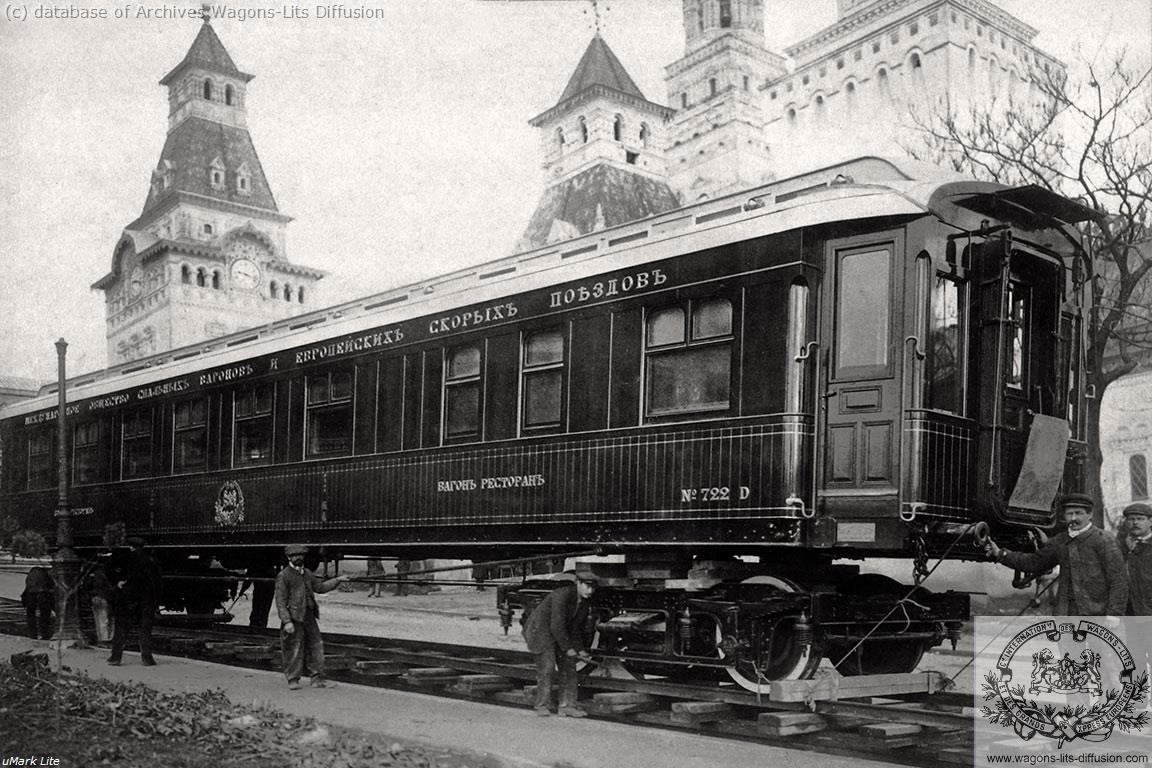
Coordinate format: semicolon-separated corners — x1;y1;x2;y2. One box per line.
986;494;1128;616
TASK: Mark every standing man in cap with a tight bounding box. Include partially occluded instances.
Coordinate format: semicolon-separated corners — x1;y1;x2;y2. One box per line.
986;494;1128;615
522;572;597;717
275;544;349;690
108;537;163;666
1118;503;1152;615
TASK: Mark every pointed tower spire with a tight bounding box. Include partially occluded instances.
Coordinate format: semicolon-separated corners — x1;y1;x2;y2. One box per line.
91;22;325;366
517;35;679;252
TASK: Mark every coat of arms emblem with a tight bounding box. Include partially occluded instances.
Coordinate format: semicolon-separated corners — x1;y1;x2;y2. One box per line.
981;619;1149;747
214;480;245;527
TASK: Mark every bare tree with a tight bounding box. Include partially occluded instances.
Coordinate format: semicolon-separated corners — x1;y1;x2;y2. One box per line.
906;53;1152;521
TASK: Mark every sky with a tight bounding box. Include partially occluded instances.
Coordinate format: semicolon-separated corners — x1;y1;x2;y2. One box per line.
0;0;1149;382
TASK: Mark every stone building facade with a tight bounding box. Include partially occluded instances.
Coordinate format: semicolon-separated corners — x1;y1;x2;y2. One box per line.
91;19;324;365
519;0;1063;243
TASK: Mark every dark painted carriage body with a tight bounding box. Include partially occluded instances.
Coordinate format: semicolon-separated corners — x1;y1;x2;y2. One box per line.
1;158;1092;563
0;158;1096;683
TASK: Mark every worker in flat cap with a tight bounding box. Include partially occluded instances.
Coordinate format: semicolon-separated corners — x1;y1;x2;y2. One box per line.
522;571;597;717
274;544;349;690
1118;503;1152;615
108;536;163;666
986;494;1128;616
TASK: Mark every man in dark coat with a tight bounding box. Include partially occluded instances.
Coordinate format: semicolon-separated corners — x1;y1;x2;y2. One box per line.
522;572;596;717
987;494;1128;615
275;544;348;690
1118;502;1152;615
108;537;164;666
21;566;54;640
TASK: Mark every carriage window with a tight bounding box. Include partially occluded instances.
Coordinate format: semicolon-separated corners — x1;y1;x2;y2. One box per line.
73;421;101;484
306;370;353;457
173;398;209;474
122;408;153;478
27;427;54;489
521;329;565;431
835;248;891;378
1007;280;1030;390
444;345;482;439
234;383;274;466
645;298;733;417
927;274;967;413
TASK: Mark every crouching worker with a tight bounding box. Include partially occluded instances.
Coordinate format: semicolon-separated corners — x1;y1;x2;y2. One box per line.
522;572;597;717
275;544;349;690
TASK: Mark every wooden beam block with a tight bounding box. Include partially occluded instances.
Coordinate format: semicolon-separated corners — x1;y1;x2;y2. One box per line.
449;674;514;694
406;667;461;685
859;722;923;750
586;692;662;715
670;701;731;724
354;660;406;675
770;672;944;702
757;712;827;737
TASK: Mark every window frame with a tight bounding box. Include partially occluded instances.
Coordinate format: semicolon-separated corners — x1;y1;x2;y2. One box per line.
233;383;275;467
519;327;567;434
121;407;154;480
72;419;102;485
443;343;484;441
172;397;209;475
926;269;969;415
304;370;354;459
643;295;736;420
832;244;895;381
26;426;55;490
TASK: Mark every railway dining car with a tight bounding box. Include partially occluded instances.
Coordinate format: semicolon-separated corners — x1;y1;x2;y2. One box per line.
0;156;1097;688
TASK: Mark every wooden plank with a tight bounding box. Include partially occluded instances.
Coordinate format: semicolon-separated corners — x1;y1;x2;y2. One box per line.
771;672;945;702
586;692;662;715
449;675;514;694
858;722;924;750
406;666;460;685
354;660;406;676
757;712;827;737
670;701;731;725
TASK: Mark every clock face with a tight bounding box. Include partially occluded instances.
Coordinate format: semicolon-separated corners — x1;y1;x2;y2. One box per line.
230;258;261;291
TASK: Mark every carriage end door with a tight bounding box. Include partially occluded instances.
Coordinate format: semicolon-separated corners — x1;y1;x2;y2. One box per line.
819;233;904;517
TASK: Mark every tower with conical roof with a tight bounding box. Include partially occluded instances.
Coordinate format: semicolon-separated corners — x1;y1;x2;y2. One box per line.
665;0;786;200
92;16;324;365
517;34;680;252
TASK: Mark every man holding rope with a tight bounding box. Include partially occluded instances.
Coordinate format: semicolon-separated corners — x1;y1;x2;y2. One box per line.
986;494;1128;616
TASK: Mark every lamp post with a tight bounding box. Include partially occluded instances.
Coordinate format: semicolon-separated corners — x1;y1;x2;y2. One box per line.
52;337;86;646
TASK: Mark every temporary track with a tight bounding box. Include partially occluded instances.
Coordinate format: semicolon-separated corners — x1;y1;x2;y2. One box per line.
0;596;975;766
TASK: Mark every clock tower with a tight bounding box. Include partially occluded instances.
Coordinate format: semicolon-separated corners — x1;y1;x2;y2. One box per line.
92;17;324;365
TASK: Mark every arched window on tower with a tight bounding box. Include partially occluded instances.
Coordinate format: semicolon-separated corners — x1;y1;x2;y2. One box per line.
613;114;623;142
845;80;857;115
709;77;718;96
578;116;588;143
212;270;221;290
877;67;890;99
1131;454;1149;501
968;48;977;80
298;287;305;304
225;84;234;106
181;265;191;284
203;79;213;100
283;284;292;302
719;0;732;28
555;126;565;150
269;280;278;299
196;268;206;288
639;122;650;148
